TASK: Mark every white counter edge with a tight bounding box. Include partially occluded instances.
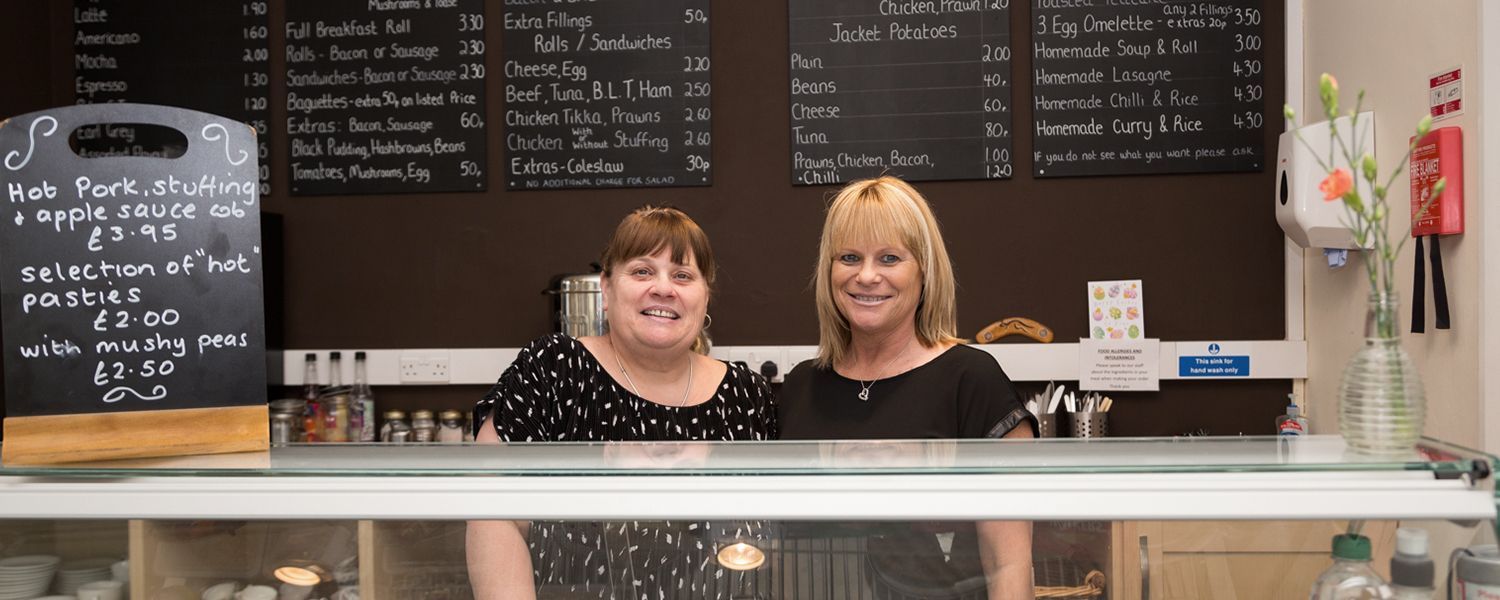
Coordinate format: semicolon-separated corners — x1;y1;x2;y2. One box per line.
0;470;1485;521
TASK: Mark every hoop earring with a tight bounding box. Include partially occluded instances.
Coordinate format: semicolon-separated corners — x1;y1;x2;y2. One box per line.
703;314;713;330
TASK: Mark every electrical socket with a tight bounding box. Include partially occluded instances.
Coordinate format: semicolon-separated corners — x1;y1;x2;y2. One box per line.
399;353;450;383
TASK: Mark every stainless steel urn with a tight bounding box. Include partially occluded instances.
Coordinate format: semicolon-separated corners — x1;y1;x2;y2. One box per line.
556;272;605;338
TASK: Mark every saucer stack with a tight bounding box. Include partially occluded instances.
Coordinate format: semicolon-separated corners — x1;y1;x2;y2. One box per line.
0;554;60;600
54;558;115;595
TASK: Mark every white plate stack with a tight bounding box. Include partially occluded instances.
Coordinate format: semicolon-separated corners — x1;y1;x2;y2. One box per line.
0;554;60;600
54;559;115;595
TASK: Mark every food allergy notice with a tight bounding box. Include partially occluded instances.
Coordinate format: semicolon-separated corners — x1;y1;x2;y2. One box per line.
0;104;267;417
788;0;1014;185
502;0;713;190
285;0;488;194
1031;0;1266;177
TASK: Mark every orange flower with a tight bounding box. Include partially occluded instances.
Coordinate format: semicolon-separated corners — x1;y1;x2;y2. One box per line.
1319;168;1353;201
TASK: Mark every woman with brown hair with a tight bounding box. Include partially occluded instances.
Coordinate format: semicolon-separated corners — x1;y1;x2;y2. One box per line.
780;176;1036;599
467;206;775;599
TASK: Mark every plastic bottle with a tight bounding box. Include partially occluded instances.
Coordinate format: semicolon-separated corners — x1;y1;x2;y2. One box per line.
1388;528;1434;599
1278;393;1309;436
1309;533;1389;600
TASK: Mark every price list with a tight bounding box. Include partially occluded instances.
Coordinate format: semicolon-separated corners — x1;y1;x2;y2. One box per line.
72;0;272;195
502;0;713;190
0;105;266;417
1030;0;1266;177
285;0;488;195
788;0;1014;186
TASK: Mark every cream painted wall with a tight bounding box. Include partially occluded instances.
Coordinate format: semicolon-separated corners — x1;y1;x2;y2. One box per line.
1301;0;1483;448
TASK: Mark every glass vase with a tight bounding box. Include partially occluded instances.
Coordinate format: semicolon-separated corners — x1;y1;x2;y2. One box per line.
1338;292;1425;456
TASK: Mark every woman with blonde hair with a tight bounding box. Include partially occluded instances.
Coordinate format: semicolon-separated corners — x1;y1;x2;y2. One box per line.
780;176;1036;599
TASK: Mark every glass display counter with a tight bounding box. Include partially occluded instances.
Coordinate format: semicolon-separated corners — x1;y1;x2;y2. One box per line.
0;436;1493;599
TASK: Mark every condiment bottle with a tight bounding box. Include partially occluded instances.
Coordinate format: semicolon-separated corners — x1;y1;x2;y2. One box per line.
301;353;321;442
321;396;350;443
352;351;376;442
437;410;464;443
1389;527;1434;599
410;410;436;443
380;410;411;443
1278;393;1309;436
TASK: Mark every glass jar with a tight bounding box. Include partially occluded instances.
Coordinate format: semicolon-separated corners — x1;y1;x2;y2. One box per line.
380;410;411;443
410;410;436;443
320;396;351;443
269;412;298;445
268;399;306;443
437;410;464;443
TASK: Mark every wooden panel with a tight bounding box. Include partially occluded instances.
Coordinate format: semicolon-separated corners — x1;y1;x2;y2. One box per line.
1133;521;1400;600
367;521;473;600
1159;520;1351;553
1158;554;1326;600
358;521;378;600
2;405;267;465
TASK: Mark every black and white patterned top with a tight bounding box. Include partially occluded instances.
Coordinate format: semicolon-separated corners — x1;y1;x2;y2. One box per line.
474;333;777;599
475;333;777;442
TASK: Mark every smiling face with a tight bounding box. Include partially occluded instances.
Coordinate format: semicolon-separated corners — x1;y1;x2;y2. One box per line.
602;246;708;353
830;239;923;340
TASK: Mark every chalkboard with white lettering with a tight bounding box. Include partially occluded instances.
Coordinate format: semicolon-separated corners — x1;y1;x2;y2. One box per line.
1030;0;1266;177
285;0;488;195
72;0;271;196
0;104;266;418
788;0;1014;186
502;0;713;190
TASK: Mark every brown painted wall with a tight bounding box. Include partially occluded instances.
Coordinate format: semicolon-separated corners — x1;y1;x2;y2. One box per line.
1;0;1290;437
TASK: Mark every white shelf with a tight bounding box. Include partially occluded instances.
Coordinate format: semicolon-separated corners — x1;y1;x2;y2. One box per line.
272;340;1307;386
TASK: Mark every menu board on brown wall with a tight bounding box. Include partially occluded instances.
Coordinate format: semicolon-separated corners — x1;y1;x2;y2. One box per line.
285;0;487;195
72;0;272;195
1030;0;1266;178
0;104;266;418
502;0;713;190
787;0;1014;185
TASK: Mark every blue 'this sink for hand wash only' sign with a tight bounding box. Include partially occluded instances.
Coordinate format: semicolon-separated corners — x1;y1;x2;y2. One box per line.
1178;342;1251;377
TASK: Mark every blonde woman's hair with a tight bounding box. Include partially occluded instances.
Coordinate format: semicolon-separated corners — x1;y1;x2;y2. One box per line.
813;176;962;368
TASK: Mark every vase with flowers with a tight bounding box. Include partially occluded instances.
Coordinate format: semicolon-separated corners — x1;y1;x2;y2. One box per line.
1284;74;1446;456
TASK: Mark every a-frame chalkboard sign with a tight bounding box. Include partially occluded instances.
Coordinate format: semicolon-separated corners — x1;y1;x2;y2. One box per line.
0;104;267;464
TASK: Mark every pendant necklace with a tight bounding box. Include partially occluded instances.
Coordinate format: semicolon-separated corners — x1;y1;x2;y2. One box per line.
613;340;693;407
854;340;912;402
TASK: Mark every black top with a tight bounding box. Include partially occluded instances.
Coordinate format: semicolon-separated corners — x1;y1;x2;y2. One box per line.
778;344;1035;440
473;333;775;599
777;344;1035;598
475;333;777;442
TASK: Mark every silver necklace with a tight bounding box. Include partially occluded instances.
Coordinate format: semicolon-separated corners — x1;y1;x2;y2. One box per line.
613;344;693;407
853;341;912;402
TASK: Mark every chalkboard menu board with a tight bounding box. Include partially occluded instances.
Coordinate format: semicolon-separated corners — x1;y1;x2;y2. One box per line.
0;104;266;417
502;0;713;190
72;0;271;196
1030;0;1266;177
787;0;1014;185
285;0;487;195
